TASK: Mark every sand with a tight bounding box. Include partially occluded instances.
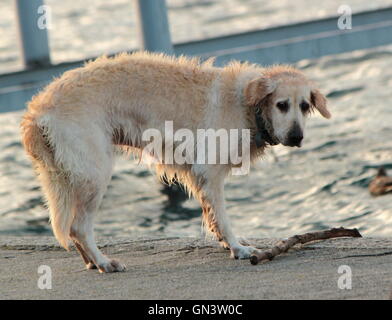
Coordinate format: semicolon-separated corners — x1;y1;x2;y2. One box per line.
1;236;391;299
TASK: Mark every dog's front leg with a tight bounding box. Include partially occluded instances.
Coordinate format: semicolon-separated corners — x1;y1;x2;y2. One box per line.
196;166;258;259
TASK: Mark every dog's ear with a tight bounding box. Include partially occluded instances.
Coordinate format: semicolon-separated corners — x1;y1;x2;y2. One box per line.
311;89;331;119
245;77;276;107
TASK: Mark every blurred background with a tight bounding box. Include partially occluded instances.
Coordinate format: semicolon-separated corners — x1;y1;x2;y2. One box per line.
0;0;392;240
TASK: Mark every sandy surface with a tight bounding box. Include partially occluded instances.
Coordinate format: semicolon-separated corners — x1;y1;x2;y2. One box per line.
1;236;391;299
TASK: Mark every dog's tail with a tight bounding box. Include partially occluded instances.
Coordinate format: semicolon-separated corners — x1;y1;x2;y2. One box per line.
21;108;75;250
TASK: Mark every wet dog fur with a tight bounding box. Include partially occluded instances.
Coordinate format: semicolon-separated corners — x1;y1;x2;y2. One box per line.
21;52;330;272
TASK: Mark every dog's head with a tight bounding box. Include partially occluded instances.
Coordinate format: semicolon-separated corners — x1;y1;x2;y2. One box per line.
245;66;331;147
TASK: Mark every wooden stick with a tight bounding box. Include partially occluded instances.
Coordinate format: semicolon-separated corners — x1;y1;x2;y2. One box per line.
250;227;362;265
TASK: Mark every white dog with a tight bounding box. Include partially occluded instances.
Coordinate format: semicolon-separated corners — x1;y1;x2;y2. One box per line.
21;52;330;272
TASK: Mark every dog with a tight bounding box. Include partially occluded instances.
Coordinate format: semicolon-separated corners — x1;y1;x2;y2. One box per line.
21;52;331;272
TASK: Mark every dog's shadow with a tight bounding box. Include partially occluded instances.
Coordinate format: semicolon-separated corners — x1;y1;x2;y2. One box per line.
159;179;201;227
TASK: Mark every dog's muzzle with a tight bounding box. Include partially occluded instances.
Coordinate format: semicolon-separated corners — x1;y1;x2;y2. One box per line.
285;123;303;147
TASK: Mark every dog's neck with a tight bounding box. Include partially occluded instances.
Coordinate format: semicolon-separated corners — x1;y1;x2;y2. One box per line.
236;70;279;148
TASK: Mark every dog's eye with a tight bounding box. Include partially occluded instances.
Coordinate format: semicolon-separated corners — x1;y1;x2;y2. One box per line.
300;101;310;113
276;101;289;112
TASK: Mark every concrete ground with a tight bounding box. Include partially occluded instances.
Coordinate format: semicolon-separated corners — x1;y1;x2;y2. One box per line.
0;236;391;299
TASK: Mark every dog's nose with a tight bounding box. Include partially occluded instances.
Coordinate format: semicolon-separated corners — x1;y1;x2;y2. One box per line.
287;124;303;147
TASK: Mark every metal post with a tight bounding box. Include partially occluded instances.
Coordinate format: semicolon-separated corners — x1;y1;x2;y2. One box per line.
134;0;174;54
15;0;51;69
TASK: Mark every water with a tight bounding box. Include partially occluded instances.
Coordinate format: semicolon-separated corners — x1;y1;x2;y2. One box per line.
0;0;392;239
1;0;391;71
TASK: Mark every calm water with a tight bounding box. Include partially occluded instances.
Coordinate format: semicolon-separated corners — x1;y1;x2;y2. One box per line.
0;0;391;239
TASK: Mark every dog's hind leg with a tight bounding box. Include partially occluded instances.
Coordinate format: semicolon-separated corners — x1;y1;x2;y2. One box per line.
73;240;96;269
70;180;126;273
22;109;126;272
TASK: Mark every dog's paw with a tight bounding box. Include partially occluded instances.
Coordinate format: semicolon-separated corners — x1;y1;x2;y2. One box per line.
220;238;250;250
98;259;126;273
230;245;258;259
86;262;97;270
219;240;231;250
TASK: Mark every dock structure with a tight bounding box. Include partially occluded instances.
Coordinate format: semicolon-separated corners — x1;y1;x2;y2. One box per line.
1;236;392;299
134;0;174;54
1;4;392;112
15;0;51;69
